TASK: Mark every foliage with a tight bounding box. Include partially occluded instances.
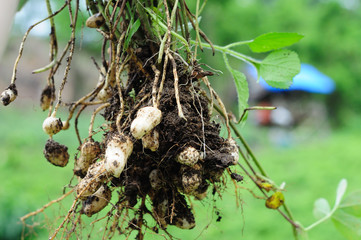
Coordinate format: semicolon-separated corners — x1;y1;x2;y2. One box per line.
199;0;361;122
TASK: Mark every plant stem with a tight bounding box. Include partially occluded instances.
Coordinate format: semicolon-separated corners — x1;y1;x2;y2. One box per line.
145;7;191;55
195;40;261;64
146;7;260;65
304;207;336;231
212;103;300;236
229;121;268;177
225;40;253;48
238;106;276;124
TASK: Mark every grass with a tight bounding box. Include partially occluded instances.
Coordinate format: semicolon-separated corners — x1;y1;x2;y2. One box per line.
1;107;360;239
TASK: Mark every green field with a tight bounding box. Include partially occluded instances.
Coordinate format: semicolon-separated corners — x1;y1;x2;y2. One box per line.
1;107;360;239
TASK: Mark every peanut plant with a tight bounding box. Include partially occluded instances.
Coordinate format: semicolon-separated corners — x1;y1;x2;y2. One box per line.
4;1;357;239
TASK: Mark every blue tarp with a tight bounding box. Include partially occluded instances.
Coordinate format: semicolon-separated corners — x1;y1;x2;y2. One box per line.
250;64;335;94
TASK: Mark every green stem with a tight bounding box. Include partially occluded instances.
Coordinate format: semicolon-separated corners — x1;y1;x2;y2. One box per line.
146;7;261;65
194;40;261;64
230;121;268;177
304;206;337;231
194;0;202;53
225;40;253;49
32;59;57;73
136;2;157;42
237;106;276;124
199;0;208;15
145;8;191;55
212;103;300;236
86;0;98;14
95;0;120;38
179;0;190;61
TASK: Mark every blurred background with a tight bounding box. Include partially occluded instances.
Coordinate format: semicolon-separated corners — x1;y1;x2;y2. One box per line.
1;0;361;239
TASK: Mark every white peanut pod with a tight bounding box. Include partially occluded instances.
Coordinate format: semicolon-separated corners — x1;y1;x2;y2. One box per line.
85;13;105;28
81;140;102;161
142;129;159;151
62;121;70;130
149;169;163;190
182;171;202;194
174;217;196;229
0;84;17;106
77;161;106;199
131;107;162;139
82;185;112;217
153;199;169;228
74;140;102;177
104;135;133;178
97;88;112;102
193;189;208;200
42;115;63;136
227;138;239;165
40;85;53;111
176;146;200;167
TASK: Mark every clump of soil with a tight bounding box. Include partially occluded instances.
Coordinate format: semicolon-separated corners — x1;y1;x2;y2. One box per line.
66;46;240;234
43;139;69;167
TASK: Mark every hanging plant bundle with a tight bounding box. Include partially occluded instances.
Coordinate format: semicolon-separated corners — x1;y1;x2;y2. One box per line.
4;0;303;239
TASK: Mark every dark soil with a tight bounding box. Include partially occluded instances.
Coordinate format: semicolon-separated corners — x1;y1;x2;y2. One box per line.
94;46;238;231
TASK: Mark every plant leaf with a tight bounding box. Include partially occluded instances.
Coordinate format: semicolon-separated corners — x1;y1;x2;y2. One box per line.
18;0;28;11
332;209;361;240
229;68;249;120
335;179;348;207
124;19;141;50
313;198;331;220
259;49;300;89
249;32;304;53
339;190;361;217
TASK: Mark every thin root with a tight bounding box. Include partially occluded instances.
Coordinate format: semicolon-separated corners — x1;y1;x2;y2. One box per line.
168;53;185;120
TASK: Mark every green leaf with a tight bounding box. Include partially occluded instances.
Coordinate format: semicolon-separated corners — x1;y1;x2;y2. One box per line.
249;32;304;53
332;209;361;240
340;190;361;217
335;179;348;207
18;0;28;11
229;68;249;120
124;19;141;50
313;198;331;220
259;49;300;89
